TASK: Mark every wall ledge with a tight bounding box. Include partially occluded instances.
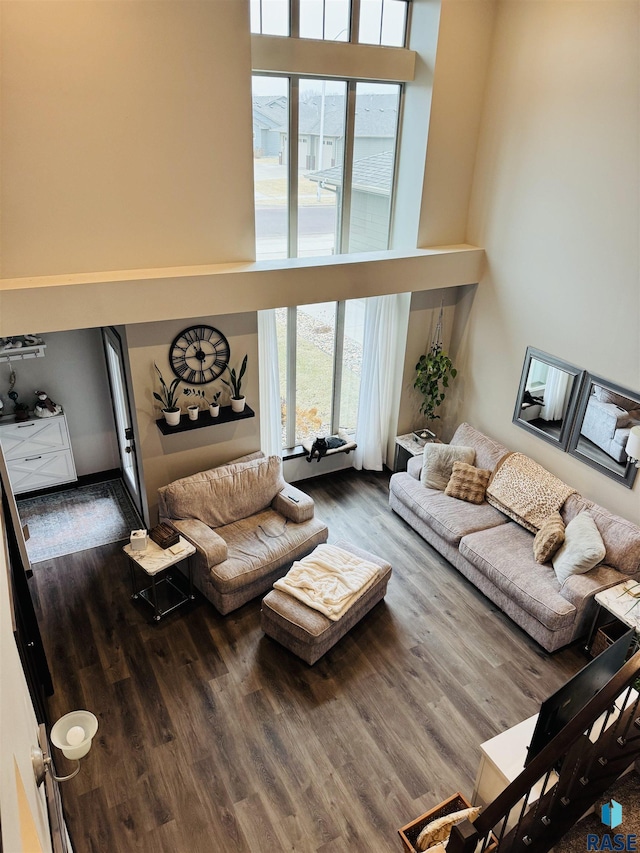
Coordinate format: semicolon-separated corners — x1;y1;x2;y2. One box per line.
0;244;485;335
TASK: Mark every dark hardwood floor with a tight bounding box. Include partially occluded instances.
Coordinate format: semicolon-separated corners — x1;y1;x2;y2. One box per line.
30;469;586;852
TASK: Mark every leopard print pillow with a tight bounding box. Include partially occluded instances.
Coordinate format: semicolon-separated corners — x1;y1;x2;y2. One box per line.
533;512;565;564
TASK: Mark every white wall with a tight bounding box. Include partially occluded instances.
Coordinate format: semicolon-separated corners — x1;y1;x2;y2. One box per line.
0;510;52;853
416;0;496;247
125;313;261;522
0;330;120;476
461;0;639;522
0;0;256;277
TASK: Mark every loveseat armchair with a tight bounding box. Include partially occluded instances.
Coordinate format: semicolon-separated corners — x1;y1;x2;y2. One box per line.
580;385;640;463
158;454;329;614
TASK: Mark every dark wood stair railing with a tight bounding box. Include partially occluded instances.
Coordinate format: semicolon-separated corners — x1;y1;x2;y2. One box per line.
448;650;640;853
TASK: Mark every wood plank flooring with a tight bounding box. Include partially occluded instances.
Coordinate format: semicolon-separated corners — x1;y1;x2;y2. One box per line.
30;469;586;852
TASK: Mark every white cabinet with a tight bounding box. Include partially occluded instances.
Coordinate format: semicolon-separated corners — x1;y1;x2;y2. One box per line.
0;413;77;494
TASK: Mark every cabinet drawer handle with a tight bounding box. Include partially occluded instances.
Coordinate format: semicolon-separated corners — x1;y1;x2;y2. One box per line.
17;422;36;428
25;456;42;461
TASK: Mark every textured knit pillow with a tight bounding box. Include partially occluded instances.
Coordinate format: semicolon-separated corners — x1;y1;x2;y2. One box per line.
533;512;565;564
444;462;491;504
415;807;481;851
421;444;475;491
552;512;606;584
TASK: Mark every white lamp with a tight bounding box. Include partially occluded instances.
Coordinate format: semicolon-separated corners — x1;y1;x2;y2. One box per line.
626;425;640;468
32;711;98;786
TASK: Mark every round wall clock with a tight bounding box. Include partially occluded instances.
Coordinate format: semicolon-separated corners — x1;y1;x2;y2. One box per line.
169;325;230;384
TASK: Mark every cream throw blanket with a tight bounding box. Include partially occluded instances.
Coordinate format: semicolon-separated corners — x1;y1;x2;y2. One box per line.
274;543;380;621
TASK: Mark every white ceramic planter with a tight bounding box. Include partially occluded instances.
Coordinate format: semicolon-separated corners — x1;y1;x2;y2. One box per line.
187;405;199;421
230;396;246;413
163;408;181;426
209;404;220;417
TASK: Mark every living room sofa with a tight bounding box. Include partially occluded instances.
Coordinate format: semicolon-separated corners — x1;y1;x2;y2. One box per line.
389;423;640;652
158;453;329;614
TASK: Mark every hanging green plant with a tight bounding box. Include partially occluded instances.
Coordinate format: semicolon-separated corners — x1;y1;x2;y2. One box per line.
414;302;457;425
414;343;457;422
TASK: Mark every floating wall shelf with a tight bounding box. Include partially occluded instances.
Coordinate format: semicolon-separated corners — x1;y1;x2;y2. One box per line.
155;404;255;435
0;344;46;363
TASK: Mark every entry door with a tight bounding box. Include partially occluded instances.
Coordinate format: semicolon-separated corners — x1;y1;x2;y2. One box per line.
101;327;143;516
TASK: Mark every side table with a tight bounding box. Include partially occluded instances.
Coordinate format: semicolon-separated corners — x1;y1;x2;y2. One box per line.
584;579;640;655
393;432;438;472
124;536;196;622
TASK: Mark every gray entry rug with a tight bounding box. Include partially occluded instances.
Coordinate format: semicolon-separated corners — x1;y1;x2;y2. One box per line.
17;479;142;564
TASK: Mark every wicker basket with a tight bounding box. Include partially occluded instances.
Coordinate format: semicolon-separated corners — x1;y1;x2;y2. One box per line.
398;792;496;853
589;620;629;658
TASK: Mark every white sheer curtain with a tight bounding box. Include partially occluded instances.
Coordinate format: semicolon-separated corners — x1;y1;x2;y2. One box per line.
354;293;410;471
257;309;282;456
541;367;570;422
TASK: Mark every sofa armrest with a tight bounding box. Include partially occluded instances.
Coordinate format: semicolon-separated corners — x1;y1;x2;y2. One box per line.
559;564;627;638
583;398;623;439
271;485;315;523
407;455;422;480
168;518;228;568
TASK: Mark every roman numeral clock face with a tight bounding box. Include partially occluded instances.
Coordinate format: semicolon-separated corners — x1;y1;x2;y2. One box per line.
169;325;230;385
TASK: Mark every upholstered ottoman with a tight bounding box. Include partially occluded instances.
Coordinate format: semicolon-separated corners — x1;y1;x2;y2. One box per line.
260;539;392;665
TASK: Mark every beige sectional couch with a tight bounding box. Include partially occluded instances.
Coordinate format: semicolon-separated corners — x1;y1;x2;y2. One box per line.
389;423;640;652
158;454;328;614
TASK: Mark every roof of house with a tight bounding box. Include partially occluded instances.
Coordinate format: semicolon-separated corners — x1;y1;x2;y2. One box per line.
252;95;288;130
258;92;399;138
307;150;394;195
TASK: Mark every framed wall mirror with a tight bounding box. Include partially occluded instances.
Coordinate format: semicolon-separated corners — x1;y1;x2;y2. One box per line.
513;347;585;450
568;374;640;488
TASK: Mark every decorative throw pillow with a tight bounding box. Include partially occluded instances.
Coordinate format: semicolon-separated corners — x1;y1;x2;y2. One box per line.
415;806;481;851
552;512;606;584
421;444;475;491
533;512;565;564
444;462;491;504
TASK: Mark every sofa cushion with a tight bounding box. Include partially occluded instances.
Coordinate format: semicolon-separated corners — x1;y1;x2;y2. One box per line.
210;508;328;594
533;512;565;564
552;512;606;585
444;462;491;504
389;471;508;546
459;523;576;632
450;423;510;472
421;444;475;490
561;493;640;576
159;455;285;528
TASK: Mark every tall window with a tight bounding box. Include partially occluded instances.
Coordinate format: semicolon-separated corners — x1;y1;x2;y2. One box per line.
277;301;365;448
253;76;400;261
251;0;407;450
251;0;408;46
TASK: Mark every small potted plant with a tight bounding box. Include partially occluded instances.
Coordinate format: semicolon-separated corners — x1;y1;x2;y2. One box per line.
153;362;182;426
208;390;221;417
183;388;205;421
222;355;247;413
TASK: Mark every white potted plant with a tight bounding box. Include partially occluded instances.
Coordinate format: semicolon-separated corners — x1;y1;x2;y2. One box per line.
208;390;221;417
183;387;205;421
222;355;248;413
153;363;182;426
